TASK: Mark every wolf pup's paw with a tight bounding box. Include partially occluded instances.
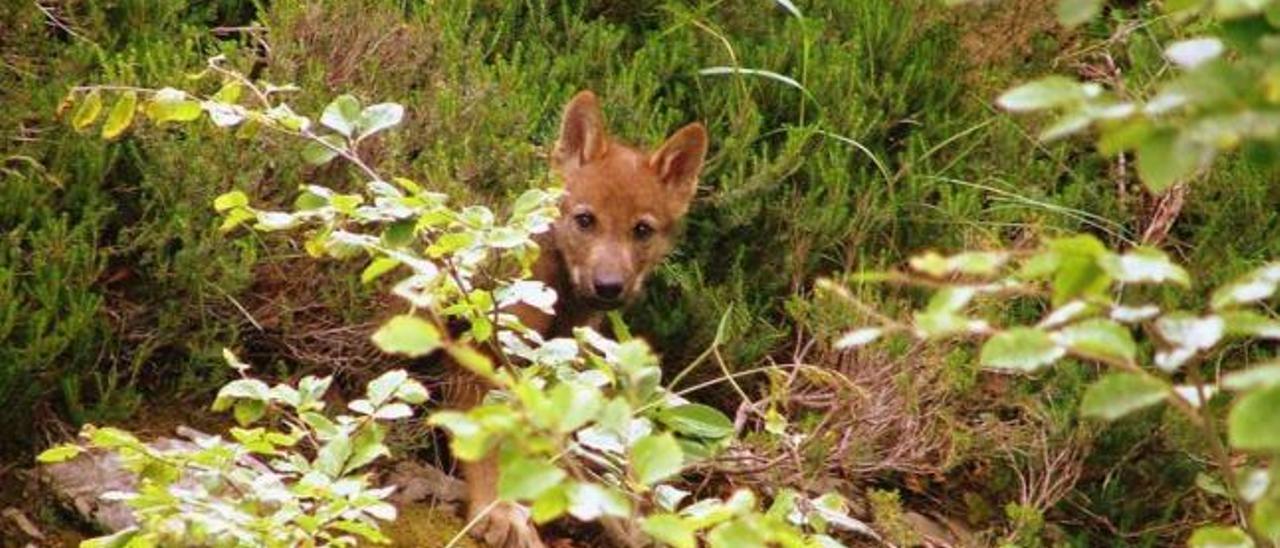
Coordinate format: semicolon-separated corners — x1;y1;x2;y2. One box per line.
471;501;545;548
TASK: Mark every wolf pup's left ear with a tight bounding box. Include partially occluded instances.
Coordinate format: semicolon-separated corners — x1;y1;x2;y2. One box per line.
650;122;708;213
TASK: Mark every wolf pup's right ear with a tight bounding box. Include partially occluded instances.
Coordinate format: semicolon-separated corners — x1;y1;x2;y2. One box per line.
554;90;609;167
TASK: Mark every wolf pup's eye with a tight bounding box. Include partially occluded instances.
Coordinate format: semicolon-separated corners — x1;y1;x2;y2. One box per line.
574;212;595;230
633;222;654;241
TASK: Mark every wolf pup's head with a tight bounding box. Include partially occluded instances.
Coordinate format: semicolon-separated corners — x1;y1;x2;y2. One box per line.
549;91;708;310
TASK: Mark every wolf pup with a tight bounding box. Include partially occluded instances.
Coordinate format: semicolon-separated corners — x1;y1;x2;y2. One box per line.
445;90;708;547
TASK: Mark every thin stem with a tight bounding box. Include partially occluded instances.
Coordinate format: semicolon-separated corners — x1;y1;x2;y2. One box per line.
1186;362;1253;536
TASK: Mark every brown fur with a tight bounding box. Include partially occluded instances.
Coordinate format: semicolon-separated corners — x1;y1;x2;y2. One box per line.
445;91;708;547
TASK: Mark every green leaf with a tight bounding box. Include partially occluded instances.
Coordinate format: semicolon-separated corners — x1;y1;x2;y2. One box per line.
358;103;405;140
833;328;883;349
344;424;388;473
1228;385;1280;451
446;344;495;379
1056;0;1103;27
1215;0;1272;18
1221;310;1280;339
1046;235;1112;305
360;257;401;284
396;378;429;405
301;134;347;165
212;81;242;104
631;433;684;486
530;484;569;524
980;328;1066;372
1212;264;1280;310
567;482;632;521
233;399;266;426
1155;313;1225;353
37;443;84;463
1188;526;1254;548
81;527;141;548
1102;247;1190;286
215;378;271;403
321;94;361;137
1039;111;1092;141
1165;37;1225;68
302;411;339;438
1252;496;1280;540
1223;364;1280;391
550;382;603;433
87;426;141;450
707;519;767;547
997;76;1095;112
641;514;697;548
1080;372;1169;420
499;457;566;501
657;404;736;440
71;89;104;131
144;88;202;124
373;403;413;420
101;91;137;140
314;429;352;478
213;190;249;213
428;411;492;461
367;369;408;405
1052;318;1136;365
1136;129;1202;193
371;315;441;357
219;208;255;232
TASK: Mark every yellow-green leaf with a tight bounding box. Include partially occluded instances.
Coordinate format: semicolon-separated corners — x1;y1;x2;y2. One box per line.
101;91;138;140
72;89;103;131
36;443;84;463
372;315;441;357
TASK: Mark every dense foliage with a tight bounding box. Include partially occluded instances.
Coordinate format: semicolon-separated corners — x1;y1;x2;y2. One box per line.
5;0;1280;545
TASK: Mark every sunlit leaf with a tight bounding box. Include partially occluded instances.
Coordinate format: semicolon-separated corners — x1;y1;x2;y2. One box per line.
1080;372;1169;420
657;404;735;440
101;91;138;140
1223;364;1280;391
145;88;202;124
1188;525;1254;548
641;514;696;548
371;315;441;357
357;103;405;140
980;327;1065;372
631;433;683;486
1052;318;1136;364
321;94;361;137
1166;37;1225;68
499;457;566;500
1228;385;1280;451
37;444;84;463
998;76;1097;111
1136;129;1203;193
71;89;104;131
301;134;347;165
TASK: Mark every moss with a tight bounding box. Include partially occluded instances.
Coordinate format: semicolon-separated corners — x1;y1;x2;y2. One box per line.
379;503;481;548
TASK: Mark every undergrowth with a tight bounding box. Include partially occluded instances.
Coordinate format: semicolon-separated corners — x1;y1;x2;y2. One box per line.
4;0;1278;543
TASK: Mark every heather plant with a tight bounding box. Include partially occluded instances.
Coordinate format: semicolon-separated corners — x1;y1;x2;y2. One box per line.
826;242;1280;545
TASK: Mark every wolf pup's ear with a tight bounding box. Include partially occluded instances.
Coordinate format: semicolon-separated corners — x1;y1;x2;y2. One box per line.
554;91;609;167
650;122;708;212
